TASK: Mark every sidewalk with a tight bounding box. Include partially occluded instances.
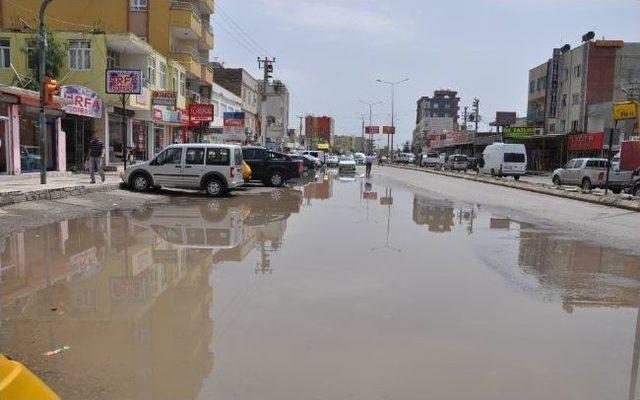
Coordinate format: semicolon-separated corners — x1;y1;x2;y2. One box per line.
0;171;123;206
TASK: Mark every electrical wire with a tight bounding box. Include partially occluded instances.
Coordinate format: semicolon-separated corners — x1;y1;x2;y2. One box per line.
214;3;271;56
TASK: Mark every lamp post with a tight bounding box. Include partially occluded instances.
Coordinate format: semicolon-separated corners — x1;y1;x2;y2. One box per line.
376;78;409;162
359;99;382;155
38;0;55;184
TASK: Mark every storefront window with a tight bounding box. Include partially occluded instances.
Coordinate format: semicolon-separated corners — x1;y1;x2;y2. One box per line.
109;113;124;164
153;124;167;155
19;114;56;172
62;116;94;172
132;120;148;161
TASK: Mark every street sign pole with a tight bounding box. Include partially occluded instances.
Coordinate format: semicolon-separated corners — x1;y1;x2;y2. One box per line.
121;94;127;171
38;0;54;184
604;122;617;195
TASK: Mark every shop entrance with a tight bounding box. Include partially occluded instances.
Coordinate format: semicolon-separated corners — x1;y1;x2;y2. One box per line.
0;118;8;174
62;115;94;172
19;114;57;173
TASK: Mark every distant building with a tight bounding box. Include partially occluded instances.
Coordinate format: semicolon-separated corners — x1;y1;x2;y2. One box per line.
212;65;261;141
305;115;334;149
264;80;289;150
412;90;460;151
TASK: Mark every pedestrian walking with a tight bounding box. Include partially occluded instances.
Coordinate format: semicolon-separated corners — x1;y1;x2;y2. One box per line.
365;153;373;177
88;134;105;184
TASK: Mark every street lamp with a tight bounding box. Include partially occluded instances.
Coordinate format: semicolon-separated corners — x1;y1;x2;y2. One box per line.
376;78;409;162
359;99;382;155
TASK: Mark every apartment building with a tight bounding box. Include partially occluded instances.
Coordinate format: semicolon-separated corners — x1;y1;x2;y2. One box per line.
264;80;289;150
212;66;260;141
412;89;460;150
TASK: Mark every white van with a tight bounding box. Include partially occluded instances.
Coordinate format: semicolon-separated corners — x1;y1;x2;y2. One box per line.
479;143;527;180
122;143;245;196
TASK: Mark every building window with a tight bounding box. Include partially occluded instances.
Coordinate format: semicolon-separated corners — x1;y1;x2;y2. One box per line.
574;64;581;78
68;40;91;70
560;120;566;133
147;56;156;86
130;0;147;11
571;120;579;132
172;74;177;93
107;49;120;69
561;68;568;82
572;93;580;105
25;40;37;70
529;80;535;93
0;38;10;68
159;62;167;89
179;72;186;96
433;103;439;109
444;103;449;109
561;94;567;108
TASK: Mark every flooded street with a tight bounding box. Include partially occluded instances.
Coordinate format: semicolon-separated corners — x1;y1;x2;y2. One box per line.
2;171;640;399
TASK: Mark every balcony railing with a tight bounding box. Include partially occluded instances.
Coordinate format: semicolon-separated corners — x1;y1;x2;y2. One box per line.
170;1;202;24
171;44;208;65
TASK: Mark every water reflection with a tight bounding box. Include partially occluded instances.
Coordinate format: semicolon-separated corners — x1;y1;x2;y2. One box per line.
0;189;303;399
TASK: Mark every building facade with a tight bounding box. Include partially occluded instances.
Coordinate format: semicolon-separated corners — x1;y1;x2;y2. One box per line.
304;115;334;149
412;89;460;151
212;66;260;141
264;80;289;150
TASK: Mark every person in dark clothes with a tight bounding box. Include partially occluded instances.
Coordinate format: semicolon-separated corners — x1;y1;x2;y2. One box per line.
88;133;105;183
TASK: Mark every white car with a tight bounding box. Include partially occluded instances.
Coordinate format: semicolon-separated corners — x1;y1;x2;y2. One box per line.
338;155;356;173
479;143;527;179
326;155;339;167
421;152;445;168
353;152;366;165
121;143;245;197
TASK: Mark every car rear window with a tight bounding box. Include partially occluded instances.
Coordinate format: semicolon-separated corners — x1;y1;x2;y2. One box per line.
206;148;230;166
504;153;525;163
234;148;243;166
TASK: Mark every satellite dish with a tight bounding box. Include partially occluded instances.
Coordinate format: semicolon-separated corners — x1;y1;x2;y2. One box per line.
560;44;571;53
582;31;595;42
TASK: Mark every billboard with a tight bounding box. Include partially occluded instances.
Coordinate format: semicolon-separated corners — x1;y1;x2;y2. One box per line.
567;132;604;151
612;102;638;120
60;85;103;118
151;91;177;107
365;126;380;134
495;112;517;126
105;69;142;94
503;127;536;137
382;126;395;134
223;111;246;140
188;103;214;121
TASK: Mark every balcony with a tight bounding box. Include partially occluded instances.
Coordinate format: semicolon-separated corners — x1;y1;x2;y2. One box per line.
199;0;214;13
200;22;214;50
201;63;213;85
171;44;206;78
170;1;203;40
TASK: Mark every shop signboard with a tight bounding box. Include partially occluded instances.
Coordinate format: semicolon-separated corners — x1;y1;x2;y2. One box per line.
152;91;177;107
503;127;536;137
223;112;245;140
60;85;103;118
105;69;142;94
382;126;395;134
612;102;638;121
495;112;517;126
188;103;214;121
365;126;380;134
153;107;181;123
567;132;604;151
380;196;393;205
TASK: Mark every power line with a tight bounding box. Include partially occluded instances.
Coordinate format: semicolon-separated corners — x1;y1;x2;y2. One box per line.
214;3;271;56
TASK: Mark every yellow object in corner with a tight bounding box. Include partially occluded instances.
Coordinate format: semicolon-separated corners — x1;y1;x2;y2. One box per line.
0;355;60;400
242;161;252;181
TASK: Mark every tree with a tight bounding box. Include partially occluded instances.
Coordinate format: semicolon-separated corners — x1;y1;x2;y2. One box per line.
15;29;66;91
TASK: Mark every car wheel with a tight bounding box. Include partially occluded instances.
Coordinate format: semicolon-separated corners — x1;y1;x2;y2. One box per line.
552;175;561;186
205;178;225;197
513;175;520;181
490;169;496;177
269;171;284;187
131;173;150;192
581;177;592;191
611;188;622;194
633;185;640;197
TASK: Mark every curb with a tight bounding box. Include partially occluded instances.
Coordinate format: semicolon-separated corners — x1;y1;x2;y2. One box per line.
387;164;640;212
0;182;122;207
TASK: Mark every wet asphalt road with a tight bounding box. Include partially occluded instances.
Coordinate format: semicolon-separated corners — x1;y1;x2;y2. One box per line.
1;167;640;400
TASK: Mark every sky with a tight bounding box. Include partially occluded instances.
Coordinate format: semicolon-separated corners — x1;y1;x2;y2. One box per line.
211;0;640;147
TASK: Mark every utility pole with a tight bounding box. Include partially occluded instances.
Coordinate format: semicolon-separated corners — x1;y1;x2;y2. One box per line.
298;114;303;149
361;115;365;153
377;78;409;161
38;0;54;184
258;57;275;148
473;98;480;135
463;106;468;131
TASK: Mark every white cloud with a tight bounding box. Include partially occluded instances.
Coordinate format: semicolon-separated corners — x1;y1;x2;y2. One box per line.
261;0;414;40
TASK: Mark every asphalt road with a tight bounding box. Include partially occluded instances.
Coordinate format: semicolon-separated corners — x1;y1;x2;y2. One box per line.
375;165;640;254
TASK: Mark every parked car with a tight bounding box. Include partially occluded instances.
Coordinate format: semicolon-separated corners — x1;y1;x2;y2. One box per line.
396;153;415;164
338;155;356;173
122;144;245;197
479;143;527;179
354;152;366;165
552;158;634;192
326;155;339;167
421;151;445;168
243;146;302;187
467;157;478;171
444;154;469;171
290;154;317;173
629;170;640;197
300;150;326;164
303;154;322;168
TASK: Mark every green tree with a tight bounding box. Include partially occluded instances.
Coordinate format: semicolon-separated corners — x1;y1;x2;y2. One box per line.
15;29;66;91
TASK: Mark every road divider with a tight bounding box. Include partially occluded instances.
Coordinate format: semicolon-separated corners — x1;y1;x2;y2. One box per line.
387;164;640;212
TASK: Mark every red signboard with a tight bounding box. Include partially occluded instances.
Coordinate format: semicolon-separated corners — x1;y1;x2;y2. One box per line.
567;132;604;151
382;126;395;135
365;126;380;134
188;103;214;121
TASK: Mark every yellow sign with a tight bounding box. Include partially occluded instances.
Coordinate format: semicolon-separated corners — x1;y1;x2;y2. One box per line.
595;40;623;48
612;102;638;120
317;143;330;150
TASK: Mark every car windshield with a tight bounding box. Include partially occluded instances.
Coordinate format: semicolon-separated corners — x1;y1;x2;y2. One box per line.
339;156;353;161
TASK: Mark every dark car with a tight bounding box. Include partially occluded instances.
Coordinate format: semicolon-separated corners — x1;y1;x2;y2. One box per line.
467;157;478;171
242;146;302;187
290;155;316;173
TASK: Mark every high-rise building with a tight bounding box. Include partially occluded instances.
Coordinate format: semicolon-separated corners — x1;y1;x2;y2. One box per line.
412;89;460;150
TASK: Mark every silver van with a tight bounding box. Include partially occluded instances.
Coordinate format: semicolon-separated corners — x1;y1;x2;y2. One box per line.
122;143;245;197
